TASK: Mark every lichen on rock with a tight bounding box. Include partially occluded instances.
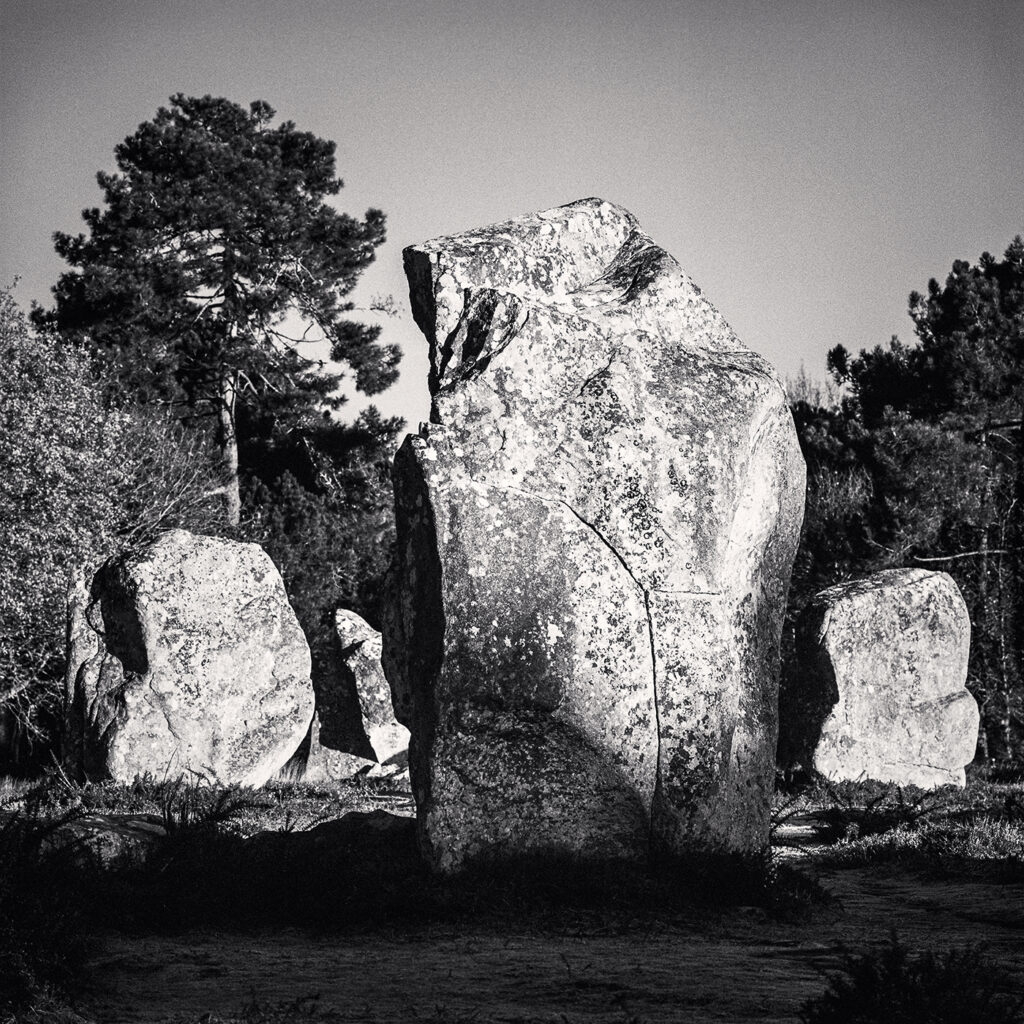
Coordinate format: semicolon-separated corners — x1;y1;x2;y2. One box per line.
64;529;313;787
384;198;805;872
785;568;979;788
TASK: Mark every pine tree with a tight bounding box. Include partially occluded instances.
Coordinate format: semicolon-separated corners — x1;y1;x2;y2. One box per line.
33;94;398;524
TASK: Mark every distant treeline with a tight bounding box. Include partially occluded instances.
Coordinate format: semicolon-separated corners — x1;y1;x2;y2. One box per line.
786;235;1024;760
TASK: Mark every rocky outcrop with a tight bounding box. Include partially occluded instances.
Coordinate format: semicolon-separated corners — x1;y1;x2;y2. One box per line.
383;198;805;872
785;569;978;788
64;530;313;786
303;610;410;780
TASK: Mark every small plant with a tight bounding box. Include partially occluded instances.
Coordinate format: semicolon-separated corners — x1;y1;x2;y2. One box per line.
158;775;265;835
811;778;950;844
799;933;1023;1023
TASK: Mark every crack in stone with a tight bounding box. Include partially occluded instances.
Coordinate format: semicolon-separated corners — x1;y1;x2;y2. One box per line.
504;483;662;832
577;352;619;397
651;587;722;597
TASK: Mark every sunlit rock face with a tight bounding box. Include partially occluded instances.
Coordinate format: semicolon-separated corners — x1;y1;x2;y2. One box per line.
383;198;805;872
303;610;410;780
64;530;313;787
788;569;979;789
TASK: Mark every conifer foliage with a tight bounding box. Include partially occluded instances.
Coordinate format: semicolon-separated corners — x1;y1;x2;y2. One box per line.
789;237;1024;759
34;94;398;523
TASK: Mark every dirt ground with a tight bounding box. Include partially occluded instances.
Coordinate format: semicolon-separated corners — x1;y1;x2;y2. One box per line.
79;856;1024;1023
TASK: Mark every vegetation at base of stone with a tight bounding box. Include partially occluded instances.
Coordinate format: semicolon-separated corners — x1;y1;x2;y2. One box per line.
806;778;955;844
788;770;1024;878
797;933;1024;1024
786;236;1024;761
1;775;831;940
0;287;225;760
14;770;413;835
156;775;268;835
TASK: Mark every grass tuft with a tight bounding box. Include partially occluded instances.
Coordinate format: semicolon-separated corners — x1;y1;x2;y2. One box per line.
798;932;1024;1023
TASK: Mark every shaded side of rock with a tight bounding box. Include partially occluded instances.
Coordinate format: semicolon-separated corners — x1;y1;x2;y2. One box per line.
45;813;167;868
786;568;978;788
63;529;314;787
385;198;805;871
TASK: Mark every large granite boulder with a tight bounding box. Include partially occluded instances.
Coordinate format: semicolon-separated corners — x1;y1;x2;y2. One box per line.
785;569;979;788
302;610;410;780
383;198;805;872
64;530;314;786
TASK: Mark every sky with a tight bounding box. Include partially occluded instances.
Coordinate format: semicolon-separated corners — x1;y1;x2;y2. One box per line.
1;0;1021;427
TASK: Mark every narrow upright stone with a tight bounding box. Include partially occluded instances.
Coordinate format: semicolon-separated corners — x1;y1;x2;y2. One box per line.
384;199;805;871
303;610;410;780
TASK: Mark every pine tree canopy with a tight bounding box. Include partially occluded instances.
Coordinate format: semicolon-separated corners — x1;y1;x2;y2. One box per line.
827;236;1024;428
33;94;399;421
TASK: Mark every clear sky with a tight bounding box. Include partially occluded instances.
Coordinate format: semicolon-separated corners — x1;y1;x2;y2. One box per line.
2;0;1021;426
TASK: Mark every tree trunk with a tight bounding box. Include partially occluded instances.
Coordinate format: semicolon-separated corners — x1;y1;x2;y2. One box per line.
976;440;995;756
216;373;241;526
1010;409;1024;758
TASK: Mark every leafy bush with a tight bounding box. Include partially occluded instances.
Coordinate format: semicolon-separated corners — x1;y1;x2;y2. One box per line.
799;933;1023;1023
0;286;225;758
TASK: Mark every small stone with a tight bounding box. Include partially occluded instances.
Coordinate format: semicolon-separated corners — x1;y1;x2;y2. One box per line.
784;569;979;788
302;609;410;781
64;529;313;787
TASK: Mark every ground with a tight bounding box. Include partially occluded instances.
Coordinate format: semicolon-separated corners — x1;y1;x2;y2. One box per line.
76;862;1023;1023
4;770;1023;1023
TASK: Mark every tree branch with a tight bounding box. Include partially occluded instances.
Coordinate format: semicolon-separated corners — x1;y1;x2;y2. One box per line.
912;548;1021;564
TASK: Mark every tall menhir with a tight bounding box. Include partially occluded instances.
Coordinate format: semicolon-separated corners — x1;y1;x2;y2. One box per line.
383;199;805;873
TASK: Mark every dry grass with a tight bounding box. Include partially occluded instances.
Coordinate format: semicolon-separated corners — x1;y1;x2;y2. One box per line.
777;765;1024;879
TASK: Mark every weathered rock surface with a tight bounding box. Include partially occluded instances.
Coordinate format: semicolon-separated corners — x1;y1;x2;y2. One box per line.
302;610;410;781
64;530;314;787
786;569;978;788
45;813;167;868
383;198;805;871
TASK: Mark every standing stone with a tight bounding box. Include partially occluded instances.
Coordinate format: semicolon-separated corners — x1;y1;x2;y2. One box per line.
786;569;979;788
303;610;410;780
335;609;410;765
383;198;805;872
64;530;313;787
